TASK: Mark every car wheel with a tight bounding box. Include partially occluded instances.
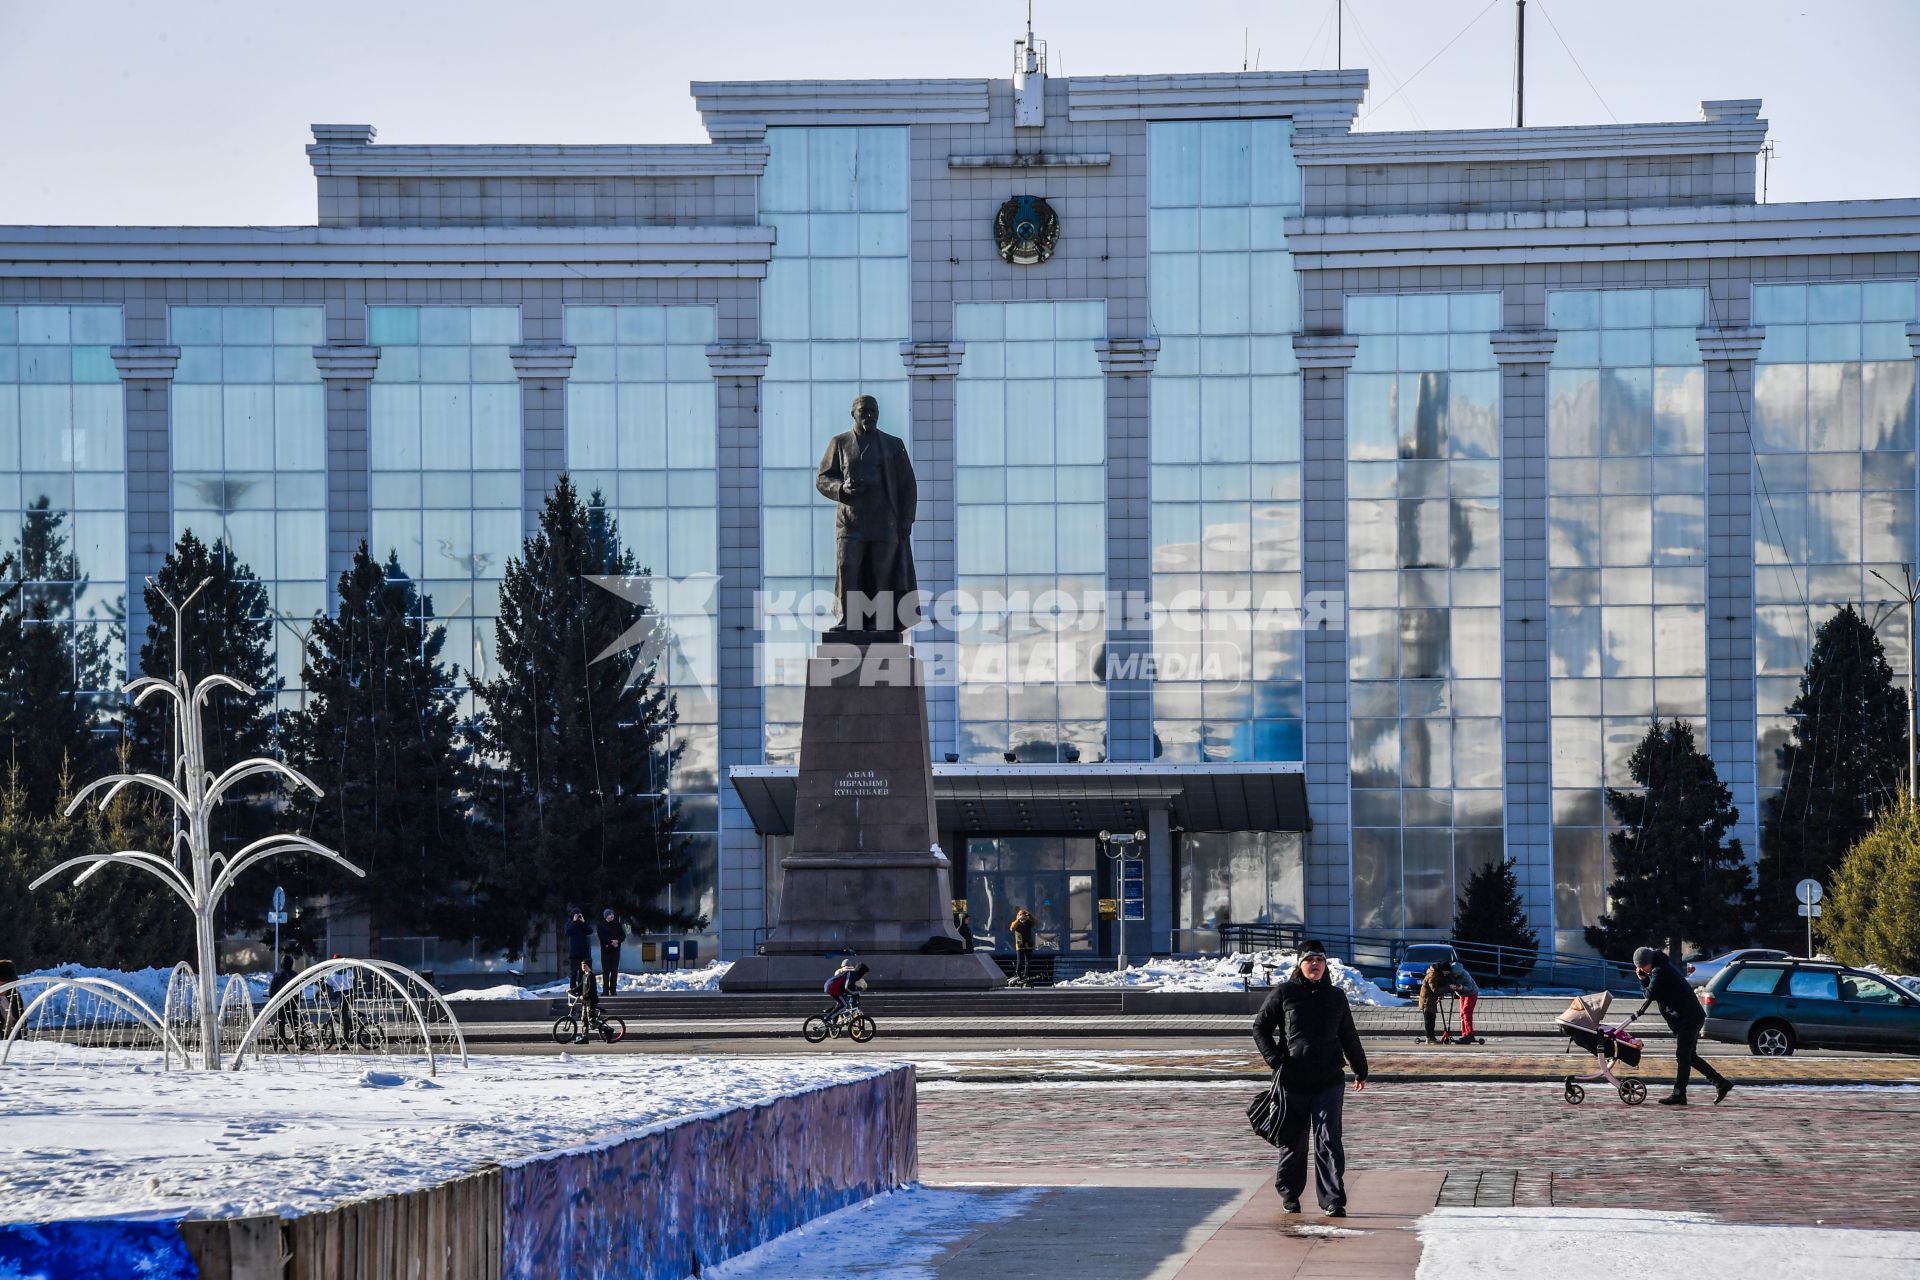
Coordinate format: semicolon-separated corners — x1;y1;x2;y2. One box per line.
1749;1021;1795;1057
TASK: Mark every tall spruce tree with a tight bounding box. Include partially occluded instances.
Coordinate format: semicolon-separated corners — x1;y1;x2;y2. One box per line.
129;531;279;777
0;504;108;817
283;545;469;942
1452;856;1539;983
1758;604;1909;948
469;477;685;956
1587;718;1754;960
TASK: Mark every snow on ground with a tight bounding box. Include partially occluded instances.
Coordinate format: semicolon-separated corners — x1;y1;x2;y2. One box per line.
446;960;733;1001
1414;1208;1920;1279
1056;951;1407;1006
705;1184;1041;1279
0;1048;891;1223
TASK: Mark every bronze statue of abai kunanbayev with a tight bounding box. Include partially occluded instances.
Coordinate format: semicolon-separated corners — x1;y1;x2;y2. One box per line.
815;394;918;636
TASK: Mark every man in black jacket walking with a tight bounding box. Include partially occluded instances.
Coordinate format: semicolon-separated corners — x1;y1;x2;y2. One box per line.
1633;946;1733;1106
1251;942;1369;1217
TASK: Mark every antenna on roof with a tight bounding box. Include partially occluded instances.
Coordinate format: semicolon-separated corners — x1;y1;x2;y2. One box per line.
1014;1;1047;127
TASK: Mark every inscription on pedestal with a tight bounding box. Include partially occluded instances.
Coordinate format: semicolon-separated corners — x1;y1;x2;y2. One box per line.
833;770;891;798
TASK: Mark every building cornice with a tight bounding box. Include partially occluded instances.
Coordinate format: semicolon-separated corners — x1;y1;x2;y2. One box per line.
109;346;180;380
692;79;992;140
1094;337;1160;376
0;226;778;280
311;346;380;381
1490;330;1557;366
1292;117;1767;168
1292;334;1360;372
1065;70;1368;122
900;341;966;378
509;345;577;380
306;138;770;180
706;341;773;378
1283;199;1920;269
1694;328;1767;365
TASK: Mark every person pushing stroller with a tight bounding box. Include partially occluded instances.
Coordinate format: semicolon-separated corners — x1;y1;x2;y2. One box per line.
1632;946;1734;1106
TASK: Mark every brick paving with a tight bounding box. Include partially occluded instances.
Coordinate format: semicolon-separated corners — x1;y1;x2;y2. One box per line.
918;1081;1920;1230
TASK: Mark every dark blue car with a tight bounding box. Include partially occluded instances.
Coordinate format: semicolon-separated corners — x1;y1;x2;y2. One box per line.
1394;943;1460;997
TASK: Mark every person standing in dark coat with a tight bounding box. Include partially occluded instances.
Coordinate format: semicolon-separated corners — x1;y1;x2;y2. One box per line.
565;909;594;997
1251;942;1369;1217
1632;946;1733;1106
596;909;626;998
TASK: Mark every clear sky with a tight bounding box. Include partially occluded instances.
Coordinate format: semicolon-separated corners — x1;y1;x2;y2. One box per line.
2;0;1916;225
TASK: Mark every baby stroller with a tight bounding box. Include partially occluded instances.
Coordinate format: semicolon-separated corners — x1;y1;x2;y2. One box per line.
1553;991;1648;1106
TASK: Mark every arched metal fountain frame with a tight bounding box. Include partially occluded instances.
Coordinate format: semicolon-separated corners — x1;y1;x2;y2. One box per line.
229;958;469;1075
0;975;192;1068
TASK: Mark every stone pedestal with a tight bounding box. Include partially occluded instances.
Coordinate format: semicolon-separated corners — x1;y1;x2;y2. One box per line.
722;641;1005;991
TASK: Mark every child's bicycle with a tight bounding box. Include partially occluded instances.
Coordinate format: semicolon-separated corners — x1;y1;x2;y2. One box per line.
552;992;627;1045
802;1001;876;1044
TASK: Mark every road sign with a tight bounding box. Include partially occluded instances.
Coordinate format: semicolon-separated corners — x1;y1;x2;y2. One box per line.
1122;899;1145;922
1798;904;1823;918
1796;878;1823;906
272;885;286;913
267;910;288;925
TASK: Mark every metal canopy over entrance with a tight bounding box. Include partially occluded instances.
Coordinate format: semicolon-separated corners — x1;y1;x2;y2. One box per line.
728;762;1310;836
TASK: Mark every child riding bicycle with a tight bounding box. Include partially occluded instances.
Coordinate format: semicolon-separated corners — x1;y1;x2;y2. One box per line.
824;959;869;1020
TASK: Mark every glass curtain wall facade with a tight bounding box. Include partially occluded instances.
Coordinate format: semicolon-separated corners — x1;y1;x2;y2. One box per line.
1147;119;1305;763
1751;282;1919;808
963;835;1097;953
564;302;722;922
1544;289;1709;950
1345;293;1504;934
367;305;522;716
757;127;911;761
171;306;327;709
953;300;1107;762
0;303;126;692
1175;831;1306;944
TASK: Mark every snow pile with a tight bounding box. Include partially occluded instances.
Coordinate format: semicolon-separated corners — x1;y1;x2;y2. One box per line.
13;965;272;1025
1056;951;1406;1005
447;960;733;1001
0;1048;894;1223
1414;1207;1920;1279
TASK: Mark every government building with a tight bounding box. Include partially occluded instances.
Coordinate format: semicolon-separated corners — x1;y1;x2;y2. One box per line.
6;42;1917;967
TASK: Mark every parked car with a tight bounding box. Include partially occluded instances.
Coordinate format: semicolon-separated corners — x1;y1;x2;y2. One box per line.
1702;959;1920;1056
1394;943;1461;997
1685;947;1790;987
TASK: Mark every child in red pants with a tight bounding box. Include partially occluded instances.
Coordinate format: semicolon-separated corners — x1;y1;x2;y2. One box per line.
1453;964;1481;1043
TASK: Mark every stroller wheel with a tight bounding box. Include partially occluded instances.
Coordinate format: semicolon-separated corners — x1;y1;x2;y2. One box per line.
1562;1079;1586;1105
1619;1077;1647;1107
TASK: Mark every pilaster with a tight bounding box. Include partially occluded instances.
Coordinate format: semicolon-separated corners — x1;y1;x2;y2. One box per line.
900;340;964;762
708;339;773;959
1697;325;1766;862
1097;336;1159;763
1489;328;1557;940
313;344;380;582
112;344;180;673
1293;332;1359;934
509;343;576;530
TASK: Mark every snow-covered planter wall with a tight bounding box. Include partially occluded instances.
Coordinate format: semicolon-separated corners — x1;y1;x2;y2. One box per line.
499;1062;917;1278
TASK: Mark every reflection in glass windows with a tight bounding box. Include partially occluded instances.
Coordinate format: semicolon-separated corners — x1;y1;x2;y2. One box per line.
566;304;721;922
1751;281;1919;816
963;835;1097;953
368;305;522;718
953;301;1108;763
757;127;911;762
1346;293;1504;934
1544;288;1708;950
0;304;126;694
171;306;326;710
1148;119;1304;762
1175;831;1305;946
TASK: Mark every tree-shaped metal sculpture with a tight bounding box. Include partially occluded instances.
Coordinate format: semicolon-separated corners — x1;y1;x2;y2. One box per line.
29;578;364;1069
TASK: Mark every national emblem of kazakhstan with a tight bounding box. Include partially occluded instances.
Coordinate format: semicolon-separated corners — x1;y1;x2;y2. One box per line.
993;193;1060;266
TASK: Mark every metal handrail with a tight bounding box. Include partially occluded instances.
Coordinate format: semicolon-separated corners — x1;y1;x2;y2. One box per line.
1217;924;1640;994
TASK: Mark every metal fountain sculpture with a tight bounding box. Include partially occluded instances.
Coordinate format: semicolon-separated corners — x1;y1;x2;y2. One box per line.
27;578;366;1071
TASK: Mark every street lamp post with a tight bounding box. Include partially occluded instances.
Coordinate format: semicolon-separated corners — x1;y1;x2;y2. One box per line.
1868;564;1919;809
1097;829;1146;972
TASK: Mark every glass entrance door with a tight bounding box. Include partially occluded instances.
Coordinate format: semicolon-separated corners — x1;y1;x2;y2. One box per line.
964;835;1099;952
